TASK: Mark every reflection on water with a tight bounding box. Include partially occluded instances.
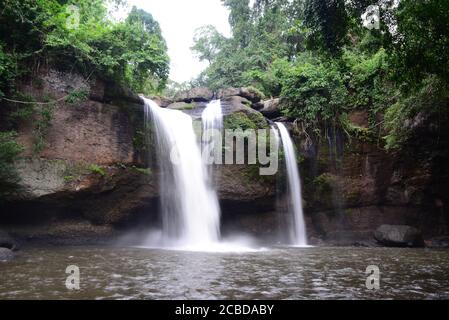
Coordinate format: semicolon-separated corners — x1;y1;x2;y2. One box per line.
1;247;449;299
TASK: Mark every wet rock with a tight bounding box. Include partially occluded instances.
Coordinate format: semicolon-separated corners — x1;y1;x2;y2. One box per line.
308;236;325;246
322;230;377;246
174;87;214;102
271;116;290;123
260;98;281;118
10;222;118;246
221;210;279;243
0;230;19;251
374;224;424;247
252;101;264;111
426;236;449;248
0;248;14;261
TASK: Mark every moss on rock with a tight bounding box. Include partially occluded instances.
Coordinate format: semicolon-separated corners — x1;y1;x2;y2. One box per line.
224;111;268;131
224;112;258;131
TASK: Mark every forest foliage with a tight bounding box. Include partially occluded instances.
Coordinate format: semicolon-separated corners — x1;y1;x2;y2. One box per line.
191;0;449;150
0;0;169;96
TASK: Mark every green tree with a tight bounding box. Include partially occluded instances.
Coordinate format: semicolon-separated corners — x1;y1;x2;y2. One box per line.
0;1;170;95
390;0;449;87
193;0;303;93
303;0;348;55
222;0;252;48
280;54;348;130
191;25;226;64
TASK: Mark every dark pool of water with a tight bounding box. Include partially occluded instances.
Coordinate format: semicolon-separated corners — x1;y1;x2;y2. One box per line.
1;246;449;299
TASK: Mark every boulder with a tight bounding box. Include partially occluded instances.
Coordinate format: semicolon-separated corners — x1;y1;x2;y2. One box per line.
260;98;281;118
221;96;255;116
252;101;264;111
217;87;264;103
426;236;449;248
374;225;424;247
221;96;269;130
0;230;18;251
174;87;214;102
217;88;241;99
0;248;14;261
150;96;173;108
238;87;264;103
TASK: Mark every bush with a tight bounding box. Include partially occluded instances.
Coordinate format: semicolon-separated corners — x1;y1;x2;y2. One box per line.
345;48;392;110
0;42;17;98
280;54;347;130
384;76;449;150
88;164;106;177
0;131;24;199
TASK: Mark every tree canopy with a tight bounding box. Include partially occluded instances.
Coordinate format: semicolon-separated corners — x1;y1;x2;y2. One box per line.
192;0;449;150
0;0;170;96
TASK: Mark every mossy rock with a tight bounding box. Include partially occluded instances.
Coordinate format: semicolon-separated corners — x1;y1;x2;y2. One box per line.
248;111;269;129
224;112;268;131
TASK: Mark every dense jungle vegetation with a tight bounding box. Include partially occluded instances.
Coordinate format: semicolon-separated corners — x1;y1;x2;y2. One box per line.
190;0;449;150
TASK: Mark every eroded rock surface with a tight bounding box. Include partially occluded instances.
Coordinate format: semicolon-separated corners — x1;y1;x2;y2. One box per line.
374;224;424;247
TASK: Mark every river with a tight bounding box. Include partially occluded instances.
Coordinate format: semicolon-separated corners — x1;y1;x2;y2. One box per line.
1;246;449;299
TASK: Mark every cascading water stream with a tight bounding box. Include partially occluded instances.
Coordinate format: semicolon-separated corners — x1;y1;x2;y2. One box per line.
202;100;223;138
143;98;221;249
201;100;223;182
275;122;308;246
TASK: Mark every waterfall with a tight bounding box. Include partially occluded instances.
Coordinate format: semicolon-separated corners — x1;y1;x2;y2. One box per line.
201;100;223;180
275;122;308;246
143;98;221;248
202;100;223;136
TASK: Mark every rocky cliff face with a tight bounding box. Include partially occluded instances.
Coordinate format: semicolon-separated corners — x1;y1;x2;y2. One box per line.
0;70;158;244
294;111;449;245
1;74;447;246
